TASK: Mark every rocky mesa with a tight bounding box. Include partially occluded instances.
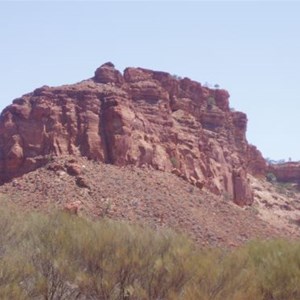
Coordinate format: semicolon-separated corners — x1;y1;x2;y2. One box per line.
0;62;266;205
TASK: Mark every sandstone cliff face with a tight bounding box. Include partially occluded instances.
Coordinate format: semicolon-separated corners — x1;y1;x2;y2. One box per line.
269;162;300;183
0;62;266;205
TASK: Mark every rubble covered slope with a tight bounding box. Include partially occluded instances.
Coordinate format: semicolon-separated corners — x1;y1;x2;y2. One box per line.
0;155;295;247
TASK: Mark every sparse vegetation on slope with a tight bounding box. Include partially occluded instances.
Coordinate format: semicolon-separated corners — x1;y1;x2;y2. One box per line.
1;203;300;300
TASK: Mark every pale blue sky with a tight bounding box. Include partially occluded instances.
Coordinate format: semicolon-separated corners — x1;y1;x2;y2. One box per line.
0;1;299;160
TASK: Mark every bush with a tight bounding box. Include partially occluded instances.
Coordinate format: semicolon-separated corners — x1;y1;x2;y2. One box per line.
246;239;300;300
1;203;300;299
206;96;216;111
0;206;197;299
266;172;277;183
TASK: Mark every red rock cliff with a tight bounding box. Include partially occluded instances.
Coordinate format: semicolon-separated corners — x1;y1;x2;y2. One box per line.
269;162;300;183
0;62;266;205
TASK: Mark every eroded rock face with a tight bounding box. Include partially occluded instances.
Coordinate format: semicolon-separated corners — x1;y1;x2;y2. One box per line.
269;162;300;183
248;145;267;176
0;62;266;205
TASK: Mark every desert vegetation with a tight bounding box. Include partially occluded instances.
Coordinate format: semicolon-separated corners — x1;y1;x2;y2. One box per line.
1;203;300;300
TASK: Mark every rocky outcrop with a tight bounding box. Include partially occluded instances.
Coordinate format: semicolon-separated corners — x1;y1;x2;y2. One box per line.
0;62;266;205
269;162;300;183
247;145;267;176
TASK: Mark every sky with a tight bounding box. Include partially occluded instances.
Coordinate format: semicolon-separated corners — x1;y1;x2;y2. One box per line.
0;1;299;161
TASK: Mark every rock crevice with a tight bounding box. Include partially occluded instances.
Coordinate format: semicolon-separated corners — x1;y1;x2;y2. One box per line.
99;95;114;164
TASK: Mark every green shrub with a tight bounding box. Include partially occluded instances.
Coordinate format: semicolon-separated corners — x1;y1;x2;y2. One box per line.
207;96;216;110
170;156;180;168
66;219;196;299
1;203;300;299
266;172;277;182
246;239;300;300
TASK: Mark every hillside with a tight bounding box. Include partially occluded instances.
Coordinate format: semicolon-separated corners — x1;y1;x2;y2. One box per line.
0;155;299;248
0;62;266;206
0;63;299;247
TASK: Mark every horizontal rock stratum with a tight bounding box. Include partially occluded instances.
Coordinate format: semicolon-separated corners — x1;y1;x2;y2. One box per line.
0;62;266;205
269;162;300;184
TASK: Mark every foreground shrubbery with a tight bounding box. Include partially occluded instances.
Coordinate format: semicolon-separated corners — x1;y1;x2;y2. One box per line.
1;205;300;299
